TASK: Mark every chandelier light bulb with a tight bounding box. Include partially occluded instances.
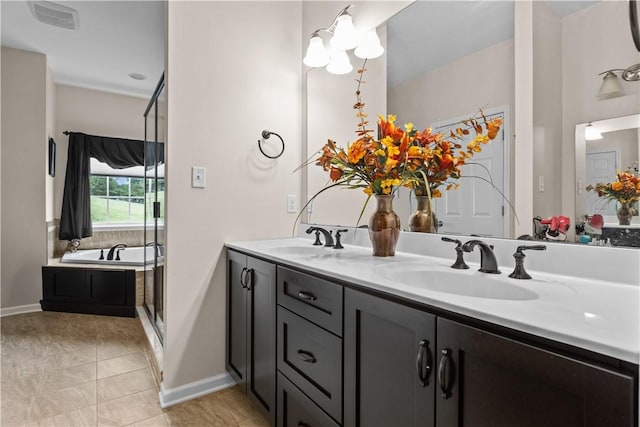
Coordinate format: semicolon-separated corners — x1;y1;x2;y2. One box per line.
354;29;384;59
330;13;360;51
326;49;353;75
303;35;330;68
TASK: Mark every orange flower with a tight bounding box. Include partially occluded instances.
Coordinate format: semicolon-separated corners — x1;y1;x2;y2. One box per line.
329;167;342;181
347;139;367;164
611;181;624;191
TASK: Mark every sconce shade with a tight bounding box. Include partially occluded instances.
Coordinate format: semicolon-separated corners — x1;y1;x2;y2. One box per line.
303;35;330;68
326;49;353;75
330;13;360;50
354;29;384;59
584;123;603;140
597;71;623;98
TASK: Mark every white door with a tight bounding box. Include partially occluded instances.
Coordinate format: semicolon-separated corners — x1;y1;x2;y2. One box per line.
585;150;618;216
432;109;508;238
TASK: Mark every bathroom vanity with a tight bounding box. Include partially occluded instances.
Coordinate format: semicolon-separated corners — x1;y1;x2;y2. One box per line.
225;237;638;427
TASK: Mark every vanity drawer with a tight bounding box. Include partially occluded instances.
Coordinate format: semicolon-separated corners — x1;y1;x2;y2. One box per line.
277;306;342;423
277;372;340;427
277;266;343;336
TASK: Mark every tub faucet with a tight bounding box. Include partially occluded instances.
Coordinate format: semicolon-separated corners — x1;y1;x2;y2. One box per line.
461;240;501;274
106;243;127;261
145;242;164;257
305;226;334;247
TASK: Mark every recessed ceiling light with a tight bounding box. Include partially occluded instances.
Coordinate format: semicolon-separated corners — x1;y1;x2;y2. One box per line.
128;73;147;81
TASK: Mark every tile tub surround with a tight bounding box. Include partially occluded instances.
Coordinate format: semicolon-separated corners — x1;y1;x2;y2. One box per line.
48;220;152;258
0;311;269;426
226;235;640;364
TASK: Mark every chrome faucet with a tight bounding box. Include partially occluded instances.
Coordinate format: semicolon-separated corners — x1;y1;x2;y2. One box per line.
305;226;334;247
106;243;127;261
145;241;164;257
462;240;501;274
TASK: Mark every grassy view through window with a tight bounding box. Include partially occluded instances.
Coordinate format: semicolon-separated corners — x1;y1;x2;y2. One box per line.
90;175;164;224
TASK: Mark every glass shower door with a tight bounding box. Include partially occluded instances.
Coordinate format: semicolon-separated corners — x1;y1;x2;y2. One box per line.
144;74;165;342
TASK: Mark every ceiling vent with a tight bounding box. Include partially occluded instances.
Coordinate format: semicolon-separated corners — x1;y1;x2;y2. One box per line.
27;1;79;30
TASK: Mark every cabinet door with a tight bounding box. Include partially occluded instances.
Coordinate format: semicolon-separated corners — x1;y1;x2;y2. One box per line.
42;267;88;301
226;250;247;389
87;270;126;305
247;256;276;424
436;318;636;427
345;288;436;427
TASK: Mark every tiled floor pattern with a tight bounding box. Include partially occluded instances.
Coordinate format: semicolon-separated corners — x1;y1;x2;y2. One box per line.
1;311;268;426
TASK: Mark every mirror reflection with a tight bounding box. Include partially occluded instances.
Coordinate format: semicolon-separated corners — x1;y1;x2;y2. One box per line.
304;0;640;247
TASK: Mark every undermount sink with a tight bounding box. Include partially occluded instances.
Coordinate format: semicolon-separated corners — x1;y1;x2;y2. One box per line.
376;263;540;301
270;245;337;257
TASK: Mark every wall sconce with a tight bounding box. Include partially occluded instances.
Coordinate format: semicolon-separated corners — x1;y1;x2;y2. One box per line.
584;123;603;140
303;5;384;75
597;63;640;98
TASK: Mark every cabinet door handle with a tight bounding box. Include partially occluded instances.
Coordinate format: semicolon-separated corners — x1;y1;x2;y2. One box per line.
240;268;248;289
416;339;432;387
438;348;454;399
245;268;253;290
296;349;317;364
297;291;317;301
297;422;310;427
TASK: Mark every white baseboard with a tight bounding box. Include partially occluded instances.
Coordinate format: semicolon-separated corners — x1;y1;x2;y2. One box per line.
158;372;236;408
1;304;42;317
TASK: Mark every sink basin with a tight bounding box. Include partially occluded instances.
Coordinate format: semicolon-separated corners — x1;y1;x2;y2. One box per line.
376;263;539;301
270;246;336;257
389;270;538;300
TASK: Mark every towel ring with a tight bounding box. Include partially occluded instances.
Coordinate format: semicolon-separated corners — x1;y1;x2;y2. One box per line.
258;130;285;159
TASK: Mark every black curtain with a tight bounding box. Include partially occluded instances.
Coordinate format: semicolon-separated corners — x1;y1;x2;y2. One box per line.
59;133;163;241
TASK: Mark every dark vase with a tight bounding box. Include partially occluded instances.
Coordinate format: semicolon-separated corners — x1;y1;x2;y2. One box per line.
368;194;400;257
409;195;437;233
617;202;632;225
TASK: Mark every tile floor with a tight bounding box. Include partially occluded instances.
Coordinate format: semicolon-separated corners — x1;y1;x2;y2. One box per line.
1;311;269;426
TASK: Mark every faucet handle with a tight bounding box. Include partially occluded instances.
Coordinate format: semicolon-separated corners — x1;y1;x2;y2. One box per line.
509;245;546;279
441;237;469;269
334;229;348;249
312;230;323;246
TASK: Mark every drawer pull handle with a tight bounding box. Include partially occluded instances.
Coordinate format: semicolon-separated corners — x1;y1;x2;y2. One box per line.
416;339;432;387
296;349;317;364
438;348;454;399
297;422;310;427
297;291;317;301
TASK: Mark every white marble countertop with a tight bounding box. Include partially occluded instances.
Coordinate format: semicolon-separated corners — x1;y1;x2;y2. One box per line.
226;237;639;364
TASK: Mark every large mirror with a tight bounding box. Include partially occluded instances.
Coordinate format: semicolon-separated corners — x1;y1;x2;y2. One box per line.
303;0;640;246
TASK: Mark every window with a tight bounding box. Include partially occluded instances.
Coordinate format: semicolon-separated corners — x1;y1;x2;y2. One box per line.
89;159;164;225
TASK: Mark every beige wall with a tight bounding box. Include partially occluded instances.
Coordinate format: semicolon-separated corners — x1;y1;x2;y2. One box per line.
53;84;149;219
1;47;48;309
532;1;563;220
164;1;302;390
46;66;56;222
559;1;640;225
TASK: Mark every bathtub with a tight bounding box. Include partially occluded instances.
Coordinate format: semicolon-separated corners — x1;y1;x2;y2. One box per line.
61;246;162;266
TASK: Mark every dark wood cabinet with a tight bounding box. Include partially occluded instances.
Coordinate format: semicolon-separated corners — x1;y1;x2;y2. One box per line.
435;318;636;427
41;266;135;317
344;287;436;427
226;249;637;427
226;250;276;425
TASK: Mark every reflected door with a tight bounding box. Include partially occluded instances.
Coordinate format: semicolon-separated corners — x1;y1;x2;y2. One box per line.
433;111;508;237
585;150;618;216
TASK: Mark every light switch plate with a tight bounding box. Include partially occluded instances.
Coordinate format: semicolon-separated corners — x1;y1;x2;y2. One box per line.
287;195;297;213
192;166;206;188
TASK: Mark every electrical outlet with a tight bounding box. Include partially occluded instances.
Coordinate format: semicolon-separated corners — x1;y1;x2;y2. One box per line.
307;195;313;213
192;166;206;188
538;175;544;192
287;195;297;213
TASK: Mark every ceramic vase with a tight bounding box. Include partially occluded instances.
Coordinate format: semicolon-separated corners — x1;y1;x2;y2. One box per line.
617;202;632;225
369;194;400;257
409;195;437;233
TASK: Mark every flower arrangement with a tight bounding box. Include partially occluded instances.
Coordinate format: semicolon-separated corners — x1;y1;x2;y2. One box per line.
312;64;504;200
586;170;640;205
